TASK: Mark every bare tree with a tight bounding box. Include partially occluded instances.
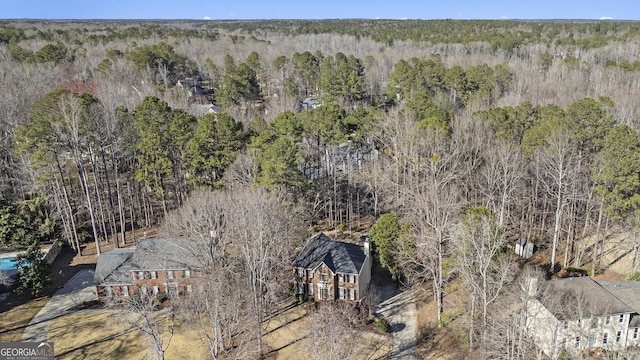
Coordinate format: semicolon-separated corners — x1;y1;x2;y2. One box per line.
178;271;253;360
161;188;303;358
478;141;526;228
308;303;356;360
162;190;259;359
228;188;303;356
111;294;176;360
402;129;464;323
483;266;544;360
453;206;513;349
534;128;578;272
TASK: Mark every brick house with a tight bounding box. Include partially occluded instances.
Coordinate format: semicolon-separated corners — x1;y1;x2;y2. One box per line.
293;233;372;302
94;238;201;301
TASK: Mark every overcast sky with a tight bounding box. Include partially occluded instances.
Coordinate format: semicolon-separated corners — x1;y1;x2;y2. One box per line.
1;0;638;20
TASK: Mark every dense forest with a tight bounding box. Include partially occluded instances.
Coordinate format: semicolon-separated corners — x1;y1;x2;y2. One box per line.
3;19;640;357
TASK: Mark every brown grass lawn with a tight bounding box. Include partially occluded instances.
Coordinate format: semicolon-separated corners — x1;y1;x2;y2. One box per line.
47;310;209;360
0;297;50;342
263;304;391;360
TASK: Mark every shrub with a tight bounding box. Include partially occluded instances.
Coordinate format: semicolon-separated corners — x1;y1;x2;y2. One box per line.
628;272;640;281
438;309;462;328
375;317;390;333
155;292;168;304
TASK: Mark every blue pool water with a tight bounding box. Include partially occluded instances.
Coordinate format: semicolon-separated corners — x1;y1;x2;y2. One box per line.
0;257;17;271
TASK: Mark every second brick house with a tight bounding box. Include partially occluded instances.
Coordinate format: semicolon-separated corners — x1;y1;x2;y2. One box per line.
94;238;201;301
293;233;372;302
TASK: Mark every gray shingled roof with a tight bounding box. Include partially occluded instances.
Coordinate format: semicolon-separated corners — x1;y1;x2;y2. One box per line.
94;238;206;285
538;277;635;320
597;280;640;326
293;233;367;275
94;248;135;285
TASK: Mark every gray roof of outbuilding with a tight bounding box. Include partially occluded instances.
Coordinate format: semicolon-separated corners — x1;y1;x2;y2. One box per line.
293;233;367;275
94;238;206;285
538;277;635;320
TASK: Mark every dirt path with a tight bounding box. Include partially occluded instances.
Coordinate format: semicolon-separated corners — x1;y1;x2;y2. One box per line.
375;290;417;360
22;269;97;342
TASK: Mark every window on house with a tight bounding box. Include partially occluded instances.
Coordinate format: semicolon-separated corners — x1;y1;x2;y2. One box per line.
104;286;113;296
122;286;129;297
634;328;639;339
620;314;625;323
308;283;314;296
338;287;345;299
296;268;303;278
307;269;314;279
349;288;355;300
575;337;580;348
352;275;357;283
563;320;568;330
606;316;611;325
137;271;144;280
167;270;174;279
184;270;191;278
186;285;192;293
616;331;622;343
150;271;157;279
603;332;608;345
320;273;329;282
338;274;344;282
297;282;304;294
320;287;328;300
590;318;598;329
152;286;159;295
141;286;148;296
167;284;178;298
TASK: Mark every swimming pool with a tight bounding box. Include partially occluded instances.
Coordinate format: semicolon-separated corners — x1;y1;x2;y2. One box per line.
0;257;17;271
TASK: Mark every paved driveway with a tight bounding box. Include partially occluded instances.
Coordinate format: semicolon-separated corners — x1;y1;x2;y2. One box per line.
375;290;418;360
22;269;97;342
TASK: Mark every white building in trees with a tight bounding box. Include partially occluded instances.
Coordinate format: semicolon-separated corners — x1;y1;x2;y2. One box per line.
527;277;640;358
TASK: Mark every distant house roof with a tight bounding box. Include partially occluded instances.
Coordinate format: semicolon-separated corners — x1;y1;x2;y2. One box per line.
94;238;205;285
293;233;367;275
300;97;321;110
538;277;635;320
